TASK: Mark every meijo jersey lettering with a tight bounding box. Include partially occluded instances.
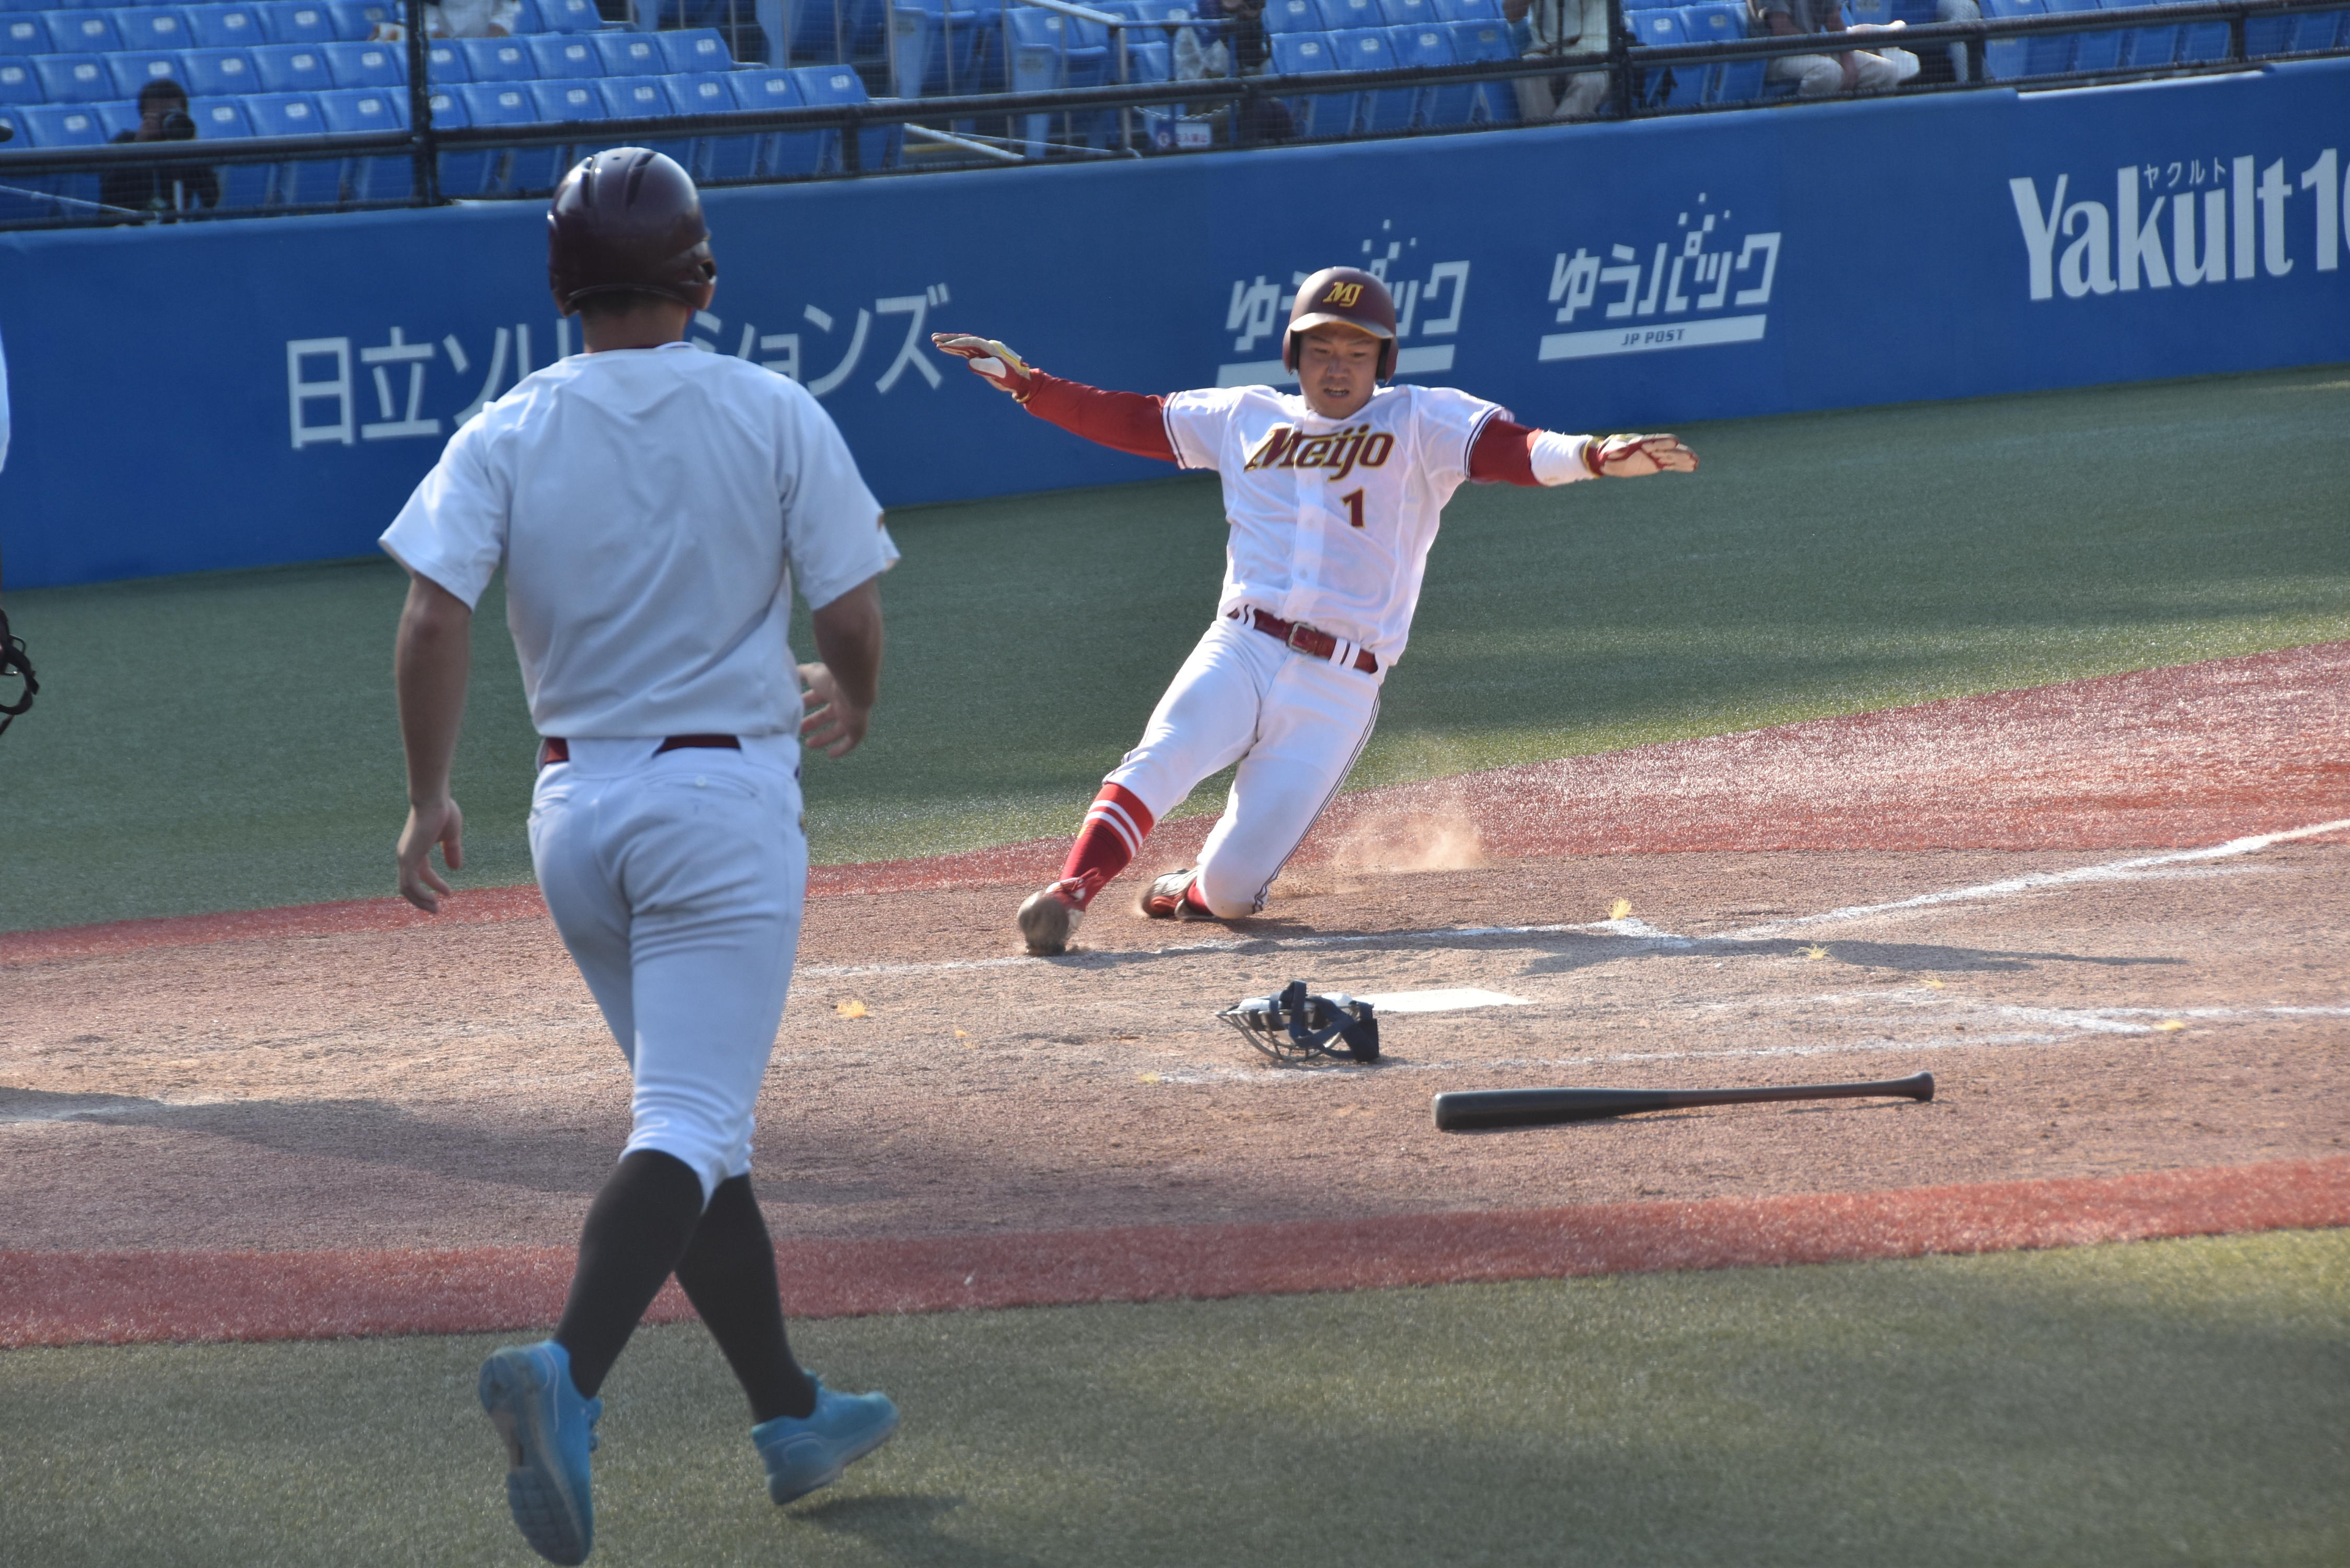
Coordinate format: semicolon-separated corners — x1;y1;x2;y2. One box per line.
1162;383;1503;667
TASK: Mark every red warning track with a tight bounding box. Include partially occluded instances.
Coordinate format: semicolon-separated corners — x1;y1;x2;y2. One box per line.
5;1158;2342;1349
5;640;2342;967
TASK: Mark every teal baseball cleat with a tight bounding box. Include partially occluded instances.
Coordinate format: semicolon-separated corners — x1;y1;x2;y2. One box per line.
753;1377;900;1505
479;1340;603;1565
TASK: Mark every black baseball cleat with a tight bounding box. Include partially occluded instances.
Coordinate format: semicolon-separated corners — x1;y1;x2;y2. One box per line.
1017;879;1084;955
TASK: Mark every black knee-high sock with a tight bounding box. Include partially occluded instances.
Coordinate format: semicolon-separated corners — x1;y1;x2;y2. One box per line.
675;1175;816;1423
554;1149;706;1400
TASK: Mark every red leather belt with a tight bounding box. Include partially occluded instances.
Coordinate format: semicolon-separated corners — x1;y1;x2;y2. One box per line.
538;734;740;768
1237;608;1379;674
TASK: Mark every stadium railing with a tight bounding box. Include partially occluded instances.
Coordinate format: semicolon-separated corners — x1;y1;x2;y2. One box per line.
0;0;2342;226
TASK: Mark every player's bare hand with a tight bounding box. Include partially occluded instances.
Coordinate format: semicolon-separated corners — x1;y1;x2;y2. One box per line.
930;333;1036;400
1593;433;1698;477
396;795;464;913
799;662;870;757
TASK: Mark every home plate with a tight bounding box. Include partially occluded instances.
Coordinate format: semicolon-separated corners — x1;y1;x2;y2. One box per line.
1355;988;1530;1014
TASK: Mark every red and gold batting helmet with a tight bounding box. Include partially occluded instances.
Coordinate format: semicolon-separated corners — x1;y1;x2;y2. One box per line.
1283;266;1399;379
547;147;717;316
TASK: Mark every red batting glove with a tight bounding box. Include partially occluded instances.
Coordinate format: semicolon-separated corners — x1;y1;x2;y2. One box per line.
930;333;1039;402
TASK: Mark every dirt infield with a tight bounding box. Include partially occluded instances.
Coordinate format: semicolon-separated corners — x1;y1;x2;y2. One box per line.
2;644;2344;1344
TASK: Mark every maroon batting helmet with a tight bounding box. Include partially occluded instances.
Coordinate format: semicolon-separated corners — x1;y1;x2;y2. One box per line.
1283;267;1398;379
547;147;717;316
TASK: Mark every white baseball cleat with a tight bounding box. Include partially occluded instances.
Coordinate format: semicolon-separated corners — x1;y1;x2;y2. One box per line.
1137;869;1218;921
1017;879;1084;956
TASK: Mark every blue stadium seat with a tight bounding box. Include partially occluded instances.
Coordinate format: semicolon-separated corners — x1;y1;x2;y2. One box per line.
326;0;398;40
537;0;603;30
47;12;124;53
318;83;408;199
598;72;674;115
789;61;891;169
1268;31;1354;136
1332;26;1410;129
660;69;743;178
192;97;254;136
423;39;467;78
1627;6;1685;104
1978;0;2043;76
2045;0;2116;68
1437;15;1513;122
20;100;109;144
2106;0;2175;66
246;91;338;204
185;6;266;50
1389;18;1454;125
1264;0;1327;31
252;41;335;91
1003;4;1066;90
183;46;259;94
657;27;734;72
458;36;534;80
1381;0;1436;20
258;1;338;45
34;54;117;102
94;96;141;139
322;37;401;84
527;32;600;78
0;59;38;103
593;30;669;75
0;15;48;55
1321;0;1383;26
107;49;187;97
506;0;544;29
109;8;195;52
1429;0;1499;19
425;84;499;194
889;0;993;97
463;79;566;190
529;77;605;121
2168;0;2229;60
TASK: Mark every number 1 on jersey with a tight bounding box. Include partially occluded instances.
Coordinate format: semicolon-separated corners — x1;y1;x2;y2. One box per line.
1341;488;1365;529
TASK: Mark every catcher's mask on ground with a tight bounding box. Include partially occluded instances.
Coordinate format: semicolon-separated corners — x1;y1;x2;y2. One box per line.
1283;267;1398;379
1218;981;1381;1066
547;147;718;316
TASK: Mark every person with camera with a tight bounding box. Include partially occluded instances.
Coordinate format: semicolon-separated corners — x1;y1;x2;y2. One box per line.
100;80;220;221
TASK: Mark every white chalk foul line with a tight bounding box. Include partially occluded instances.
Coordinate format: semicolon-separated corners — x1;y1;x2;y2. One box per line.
796;818;2350;983
1717;818;2350;941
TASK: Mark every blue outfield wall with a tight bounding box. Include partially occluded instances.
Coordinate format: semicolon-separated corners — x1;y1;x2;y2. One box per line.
3;58;2347;587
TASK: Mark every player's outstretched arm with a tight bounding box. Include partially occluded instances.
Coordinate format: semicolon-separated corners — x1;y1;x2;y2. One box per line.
931;331;1180;464
1469;419;1698;486
393;569;472;913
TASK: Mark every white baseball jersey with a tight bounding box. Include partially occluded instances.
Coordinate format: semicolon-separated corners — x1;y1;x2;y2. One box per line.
382;341;896;740
1160;382;1506;668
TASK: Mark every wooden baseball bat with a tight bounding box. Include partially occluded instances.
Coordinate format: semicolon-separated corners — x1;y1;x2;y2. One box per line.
1432;1071;1934;1132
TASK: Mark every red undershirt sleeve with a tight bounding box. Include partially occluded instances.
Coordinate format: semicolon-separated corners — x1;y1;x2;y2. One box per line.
1467;415;1541;487
1019;372;1180;464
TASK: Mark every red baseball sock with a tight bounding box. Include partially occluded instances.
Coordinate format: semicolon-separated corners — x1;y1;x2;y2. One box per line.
1060;783;1154;907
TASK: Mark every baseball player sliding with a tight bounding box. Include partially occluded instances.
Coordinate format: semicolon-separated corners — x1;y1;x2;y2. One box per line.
385;150;900;1564
933;268;1696;957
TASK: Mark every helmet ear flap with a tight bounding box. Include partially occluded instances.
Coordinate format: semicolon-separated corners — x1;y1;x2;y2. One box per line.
1282;329;1299;374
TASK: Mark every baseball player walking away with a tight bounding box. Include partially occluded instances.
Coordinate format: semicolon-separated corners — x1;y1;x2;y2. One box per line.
933;268;1697;958
384;149;901;1565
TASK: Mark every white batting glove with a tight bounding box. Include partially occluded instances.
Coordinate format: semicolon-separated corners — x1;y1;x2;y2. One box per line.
1588;433;1698;477
930;333;1038;402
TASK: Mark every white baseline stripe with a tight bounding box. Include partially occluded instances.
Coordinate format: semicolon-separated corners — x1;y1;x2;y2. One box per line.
1718;819;2350;940
796;820;2349;982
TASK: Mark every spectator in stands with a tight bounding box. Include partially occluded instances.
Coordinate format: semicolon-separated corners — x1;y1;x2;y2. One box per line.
99;79;219;221
1761;0;1907;94
428;0;523;35
1171;4;1232;79
1504;0;1611;121
1208;0;1271;77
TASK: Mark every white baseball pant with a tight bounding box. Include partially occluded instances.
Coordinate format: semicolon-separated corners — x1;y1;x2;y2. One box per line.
1106;617;1381;919
528;734;807;1204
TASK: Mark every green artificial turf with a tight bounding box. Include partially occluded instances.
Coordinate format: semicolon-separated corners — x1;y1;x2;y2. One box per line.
3;365;2346;932
2;1229;2343;1567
